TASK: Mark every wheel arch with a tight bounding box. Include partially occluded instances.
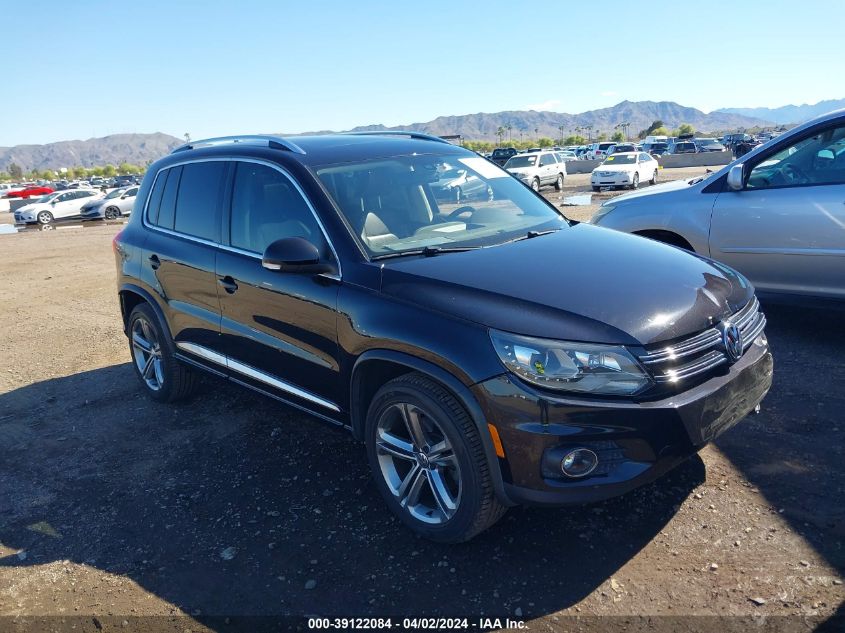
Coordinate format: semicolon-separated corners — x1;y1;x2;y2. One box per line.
633;229;695;251
350;349;514;507
118;283;169;336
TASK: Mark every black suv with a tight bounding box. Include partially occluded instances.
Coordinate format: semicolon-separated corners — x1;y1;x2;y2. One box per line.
114;132;773;542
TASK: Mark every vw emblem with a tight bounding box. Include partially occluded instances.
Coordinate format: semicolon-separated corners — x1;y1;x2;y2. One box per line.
720;321;743;363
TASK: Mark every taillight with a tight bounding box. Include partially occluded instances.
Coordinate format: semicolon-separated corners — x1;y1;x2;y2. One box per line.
112;229;124;255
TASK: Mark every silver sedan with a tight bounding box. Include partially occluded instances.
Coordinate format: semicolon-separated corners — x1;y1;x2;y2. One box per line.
592;108;845;301
80;186;139;220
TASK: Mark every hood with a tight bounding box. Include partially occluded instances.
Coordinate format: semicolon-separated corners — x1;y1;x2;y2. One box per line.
604;178;696;203
594;163;635;173
379;224;752;346
17;203;38;213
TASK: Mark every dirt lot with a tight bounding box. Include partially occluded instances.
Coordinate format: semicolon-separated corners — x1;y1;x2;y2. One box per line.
0;168;843;631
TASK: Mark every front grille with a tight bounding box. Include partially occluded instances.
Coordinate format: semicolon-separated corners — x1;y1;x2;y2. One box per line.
637;297;766;384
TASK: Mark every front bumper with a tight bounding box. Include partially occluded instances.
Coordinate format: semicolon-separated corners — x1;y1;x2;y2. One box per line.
473;337;772;506
592;172;631;186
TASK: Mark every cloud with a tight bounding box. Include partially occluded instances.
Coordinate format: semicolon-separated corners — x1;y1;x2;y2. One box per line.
524;99;562;111
600;90;619;97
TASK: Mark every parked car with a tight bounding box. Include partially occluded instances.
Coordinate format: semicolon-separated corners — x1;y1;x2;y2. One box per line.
591;152;659;190
114;132;771;543
644;142;669;157
592;108;845;300
607;143;638;155
430;166;491;203
668;141;698;155
5;184;53;199
695;138;726;152
585;142;617;161
554;151;579;162
490;147;519;166
0;183;23;195
13;189;102;224
504;150;567;191
80;186;139;220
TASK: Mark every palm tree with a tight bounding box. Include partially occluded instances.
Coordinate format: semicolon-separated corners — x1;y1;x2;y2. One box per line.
506;125;513;142
496;126;506;146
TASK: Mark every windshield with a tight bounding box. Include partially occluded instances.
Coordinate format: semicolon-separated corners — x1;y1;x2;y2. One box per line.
603;155;636;165
316;153;566;257
35;193;57;203
105;188;126;199
504;155;537;168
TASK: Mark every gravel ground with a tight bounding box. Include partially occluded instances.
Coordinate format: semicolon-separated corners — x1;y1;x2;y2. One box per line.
0;169;843;631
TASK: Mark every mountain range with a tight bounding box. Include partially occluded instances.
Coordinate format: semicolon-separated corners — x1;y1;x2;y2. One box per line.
331;100;773;144
4;98;841;172
0;133;181;174
716;99;845;125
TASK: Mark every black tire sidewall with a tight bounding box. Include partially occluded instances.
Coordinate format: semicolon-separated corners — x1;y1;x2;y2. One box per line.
365;381;486;542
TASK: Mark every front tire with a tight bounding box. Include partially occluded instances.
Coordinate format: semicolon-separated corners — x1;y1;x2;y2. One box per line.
128;303;197;403
37;210;54;225
554;173;564;191
104;206;120;220
650;170;657;185
366;373;507;543
531;177;540;192
631;172;640;189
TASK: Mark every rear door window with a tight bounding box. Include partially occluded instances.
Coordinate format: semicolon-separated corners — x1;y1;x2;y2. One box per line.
173;161;226;241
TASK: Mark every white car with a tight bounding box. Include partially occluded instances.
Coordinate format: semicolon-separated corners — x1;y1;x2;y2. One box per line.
0;183;23;196
504;150;567;191
591;152;659;191
13;189;103;224
585;141;617;161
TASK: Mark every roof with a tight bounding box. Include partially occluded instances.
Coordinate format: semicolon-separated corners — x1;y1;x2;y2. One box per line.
168;132;468;167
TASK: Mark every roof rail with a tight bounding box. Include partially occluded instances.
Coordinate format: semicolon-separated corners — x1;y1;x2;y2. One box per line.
342;130;451;145
171;135;306;155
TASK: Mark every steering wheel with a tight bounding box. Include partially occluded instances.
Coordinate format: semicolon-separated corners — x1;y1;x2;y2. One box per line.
446;205;475;220
783;163;810;185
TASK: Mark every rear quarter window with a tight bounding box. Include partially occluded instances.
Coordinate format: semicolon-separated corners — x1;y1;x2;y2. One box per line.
154;166;182;230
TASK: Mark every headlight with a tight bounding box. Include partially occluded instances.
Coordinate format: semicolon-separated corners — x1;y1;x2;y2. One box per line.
590;204;616;224
490;330;651;396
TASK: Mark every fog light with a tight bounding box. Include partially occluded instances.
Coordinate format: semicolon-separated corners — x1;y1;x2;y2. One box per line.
561;448;599;478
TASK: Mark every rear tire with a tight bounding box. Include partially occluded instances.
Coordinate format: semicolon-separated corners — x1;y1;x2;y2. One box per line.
128;303;197;403
365;373;507;543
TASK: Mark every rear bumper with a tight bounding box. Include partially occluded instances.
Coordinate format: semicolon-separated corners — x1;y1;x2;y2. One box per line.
474;337;773;506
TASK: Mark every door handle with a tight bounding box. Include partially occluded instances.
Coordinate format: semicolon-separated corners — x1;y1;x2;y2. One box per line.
148;254;160;270
218;276;238;294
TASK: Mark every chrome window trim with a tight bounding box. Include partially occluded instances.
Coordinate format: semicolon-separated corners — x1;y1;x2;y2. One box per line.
176;342;340;412
141;156;342;280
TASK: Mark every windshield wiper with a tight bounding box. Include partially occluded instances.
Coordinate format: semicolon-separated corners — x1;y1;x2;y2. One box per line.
498;228;562;245
371;245;481;261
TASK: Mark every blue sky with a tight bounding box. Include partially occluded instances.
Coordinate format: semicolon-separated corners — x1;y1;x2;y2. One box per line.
1;0;843;146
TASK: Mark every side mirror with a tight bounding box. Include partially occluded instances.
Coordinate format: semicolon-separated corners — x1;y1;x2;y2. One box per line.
727;164;745;191
261;237;334;274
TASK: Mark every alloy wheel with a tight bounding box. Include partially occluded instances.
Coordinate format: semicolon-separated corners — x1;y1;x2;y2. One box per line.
37;211;53;224
375;402;462;525
131;316;165;391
